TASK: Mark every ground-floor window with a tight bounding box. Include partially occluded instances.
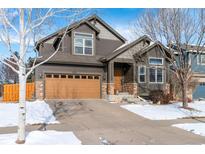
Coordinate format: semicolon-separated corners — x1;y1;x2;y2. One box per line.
149;67;163;83
138;66;146;83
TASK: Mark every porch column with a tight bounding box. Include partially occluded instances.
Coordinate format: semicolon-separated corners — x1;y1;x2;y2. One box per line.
107;61;114;95
133;62;136;83
133;62;138;96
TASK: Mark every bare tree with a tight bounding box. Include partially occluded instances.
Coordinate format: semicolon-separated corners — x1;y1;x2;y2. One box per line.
133;8;205;108
0;62;5;83
0;8;91;144
0;52;19;83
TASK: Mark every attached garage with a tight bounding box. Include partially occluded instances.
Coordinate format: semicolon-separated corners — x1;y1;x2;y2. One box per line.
45;74;101;99
193;82;205;100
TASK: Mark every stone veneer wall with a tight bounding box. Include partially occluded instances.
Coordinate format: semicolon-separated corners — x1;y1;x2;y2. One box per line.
164;83;170;94
107;83;114;95
102;82;107;99
123;83;138;96
172;83;193;100
35;80;44;100
187;86;193;100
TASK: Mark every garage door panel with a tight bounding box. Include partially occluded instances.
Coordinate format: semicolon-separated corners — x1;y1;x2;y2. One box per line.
193;82;205;100
45;74;100;99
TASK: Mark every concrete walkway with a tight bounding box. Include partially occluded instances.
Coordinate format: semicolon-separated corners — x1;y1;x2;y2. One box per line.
1;100;205;145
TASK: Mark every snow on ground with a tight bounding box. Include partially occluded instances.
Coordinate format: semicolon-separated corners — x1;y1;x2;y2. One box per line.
121;101;205;120
0;130;81;145
173;123;205;137
0;100;58;127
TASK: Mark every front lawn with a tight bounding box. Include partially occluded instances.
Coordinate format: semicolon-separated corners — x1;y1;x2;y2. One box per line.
173;123;205;137
0;130;81;144
121;101;205;120
0;100;58;127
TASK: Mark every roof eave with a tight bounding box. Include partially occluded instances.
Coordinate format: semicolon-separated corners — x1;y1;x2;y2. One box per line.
87;15;127;42
104;35;152;62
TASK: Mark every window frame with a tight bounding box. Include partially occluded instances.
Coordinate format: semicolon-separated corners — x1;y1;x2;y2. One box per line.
201;54;205;65
149;66;164;84
149;57;164;65
74;32;94;56
197;54;200;65
138;65;146;83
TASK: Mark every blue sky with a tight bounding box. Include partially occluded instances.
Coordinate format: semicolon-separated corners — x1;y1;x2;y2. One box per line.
54;8;145;40
97;8;144;26
0;8;145;59
96;8;144;40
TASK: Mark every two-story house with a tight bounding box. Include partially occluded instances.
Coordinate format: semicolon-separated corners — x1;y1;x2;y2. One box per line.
169;44;205;100
34;15;172;101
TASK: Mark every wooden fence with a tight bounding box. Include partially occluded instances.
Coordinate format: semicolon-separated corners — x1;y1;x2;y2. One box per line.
3;82;35;102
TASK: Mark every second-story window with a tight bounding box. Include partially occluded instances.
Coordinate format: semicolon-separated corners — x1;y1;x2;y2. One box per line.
74;32;93;56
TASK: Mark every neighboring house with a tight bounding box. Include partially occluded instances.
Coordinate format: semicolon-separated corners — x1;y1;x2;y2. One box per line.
34;15;172;100
188;45;205;99
169;44;205;100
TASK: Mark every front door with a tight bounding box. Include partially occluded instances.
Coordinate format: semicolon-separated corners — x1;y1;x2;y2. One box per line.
114;69;122;93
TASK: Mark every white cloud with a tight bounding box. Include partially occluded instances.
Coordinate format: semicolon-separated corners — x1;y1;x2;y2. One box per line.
0;33;36;47
115;24;137;43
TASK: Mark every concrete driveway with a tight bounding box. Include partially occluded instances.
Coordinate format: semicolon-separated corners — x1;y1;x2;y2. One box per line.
1;99;205;144
45;100;205;144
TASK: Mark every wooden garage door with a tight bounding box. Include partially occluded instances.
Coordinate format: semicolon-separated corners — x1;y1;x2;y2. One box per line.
45;74;101;99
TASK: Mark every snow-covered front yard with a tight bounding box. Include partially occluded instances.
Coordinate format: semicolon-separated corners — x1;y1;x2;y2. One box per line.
121;101;205;120
173;123;205;137
0;100;58;127
0;130;81;144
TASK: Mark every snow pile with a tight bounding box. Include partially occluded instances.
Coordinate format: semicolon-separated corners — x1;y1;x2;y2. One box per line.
0;100;58;127
121;101;205;120
173;123;205;137
0;130;81;145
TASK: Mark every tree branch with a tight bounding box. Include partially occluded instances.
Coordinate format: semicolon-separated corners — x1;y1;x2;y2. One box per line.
0;56;19;74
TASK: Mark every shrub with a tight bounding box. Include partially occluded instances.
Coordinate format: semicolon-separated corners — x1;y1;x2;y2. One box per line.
149;90;173;104
161;93;173;104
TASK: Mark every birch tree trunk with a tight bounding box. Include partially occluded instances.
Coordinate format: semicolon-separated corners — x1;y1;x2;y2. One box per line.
16;9;26;144
182;81;188;108
16;67;26;143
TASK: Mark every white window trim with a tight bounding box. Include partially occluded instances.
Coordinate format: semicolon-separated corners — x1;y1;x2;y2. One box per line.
149;66;164;84
201;54;205;65
197;54;200;65
138;66;146;83
74;32;94;56
197;54;205;65
149;57;164;65
188;54;192;65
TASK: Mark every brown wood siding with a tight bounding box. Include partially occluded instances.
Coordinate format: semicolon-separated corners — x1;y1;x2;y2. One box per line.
38;22;123;62
136;46;169;95
45;74;101;99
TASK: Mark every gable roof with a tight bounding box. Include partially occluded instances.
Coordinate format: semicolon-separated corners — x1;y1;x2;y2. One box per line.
36;14;127;49
36;18;100;48
101;35;152;62
87;15;127;42
169;43;205;53
135;41;172;61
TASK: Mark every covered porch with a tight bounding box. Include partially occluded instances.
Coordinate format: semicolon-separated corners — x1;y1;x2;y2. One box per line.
106;60;138;99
